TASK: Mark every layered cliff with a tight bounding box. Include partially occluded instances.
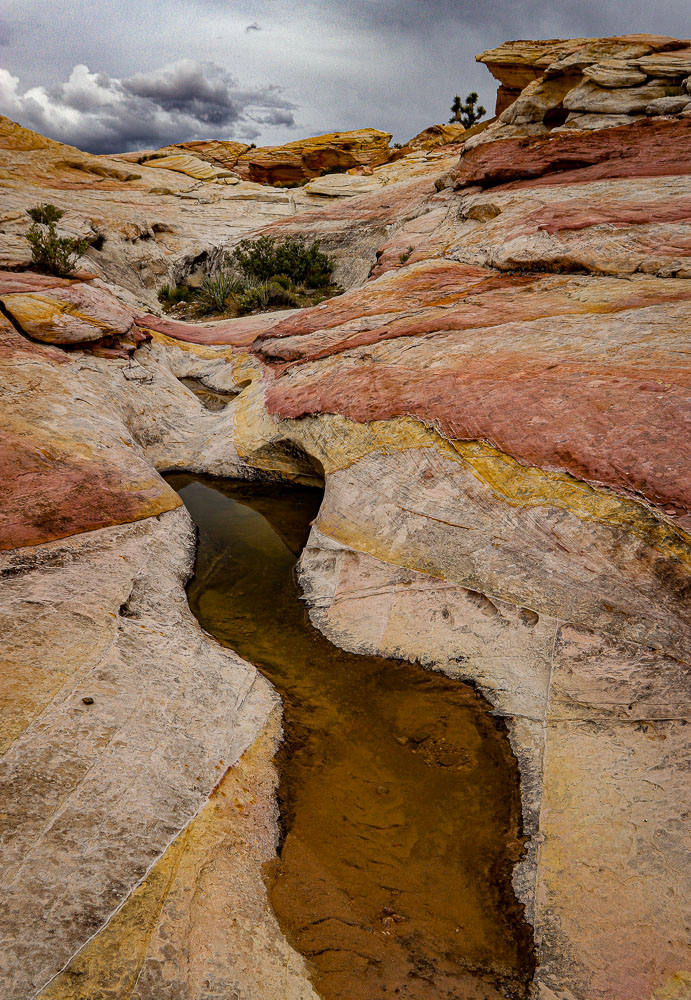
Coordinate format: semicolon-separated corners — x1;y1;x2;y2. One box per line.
1;34;689;1000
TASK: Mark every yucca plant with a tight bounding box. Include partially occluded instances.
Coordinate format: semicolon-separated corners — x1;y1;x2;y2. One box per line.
197;271;245;313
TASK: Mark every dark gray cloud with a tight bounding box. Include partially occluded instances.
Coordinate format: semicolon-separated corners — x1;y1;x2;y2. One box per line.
1;0;689;150
0;59;295;153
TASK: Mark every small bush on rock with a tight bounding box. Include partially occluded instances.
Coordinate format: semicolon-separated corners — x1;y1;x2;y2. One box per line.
27;203;64;225
158;283;197;309
158;237;340;318
25;208;88;278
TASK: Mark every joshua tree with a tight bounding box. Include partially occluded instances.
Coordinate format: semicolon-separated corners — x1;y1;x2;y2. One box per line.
449;92;486;128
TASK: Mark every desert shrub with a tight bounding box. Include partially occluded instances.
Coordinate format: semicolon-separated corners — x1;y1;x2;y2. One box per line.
449;92;486;128
228;235;333;287
197;271;245;313
25;220;88;277
26;203;64;225
158;283;197;309
399;246;414;264
236;280;272;313
266;279;300;307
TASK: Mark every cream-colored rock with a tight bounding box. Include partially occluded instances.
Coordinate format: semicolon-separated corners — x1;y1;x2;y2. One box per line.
0;508;277;999
637;51;691;78
583;60;647;87
557;112;644;129
646;95;691;115
304;172;384;197
139;152;236;181
563;78;670;113
34;715;318;1000
499;76;575;126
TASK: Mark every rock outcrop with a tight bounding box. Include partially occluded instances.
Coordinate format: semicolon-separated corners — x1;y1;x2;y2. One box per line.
231;128;394;185
476;35;691;137
1;33;689;1000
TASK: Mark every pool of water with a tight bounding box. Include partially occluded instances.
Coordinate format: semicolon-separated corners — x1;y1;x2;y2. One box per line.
167;474;534;999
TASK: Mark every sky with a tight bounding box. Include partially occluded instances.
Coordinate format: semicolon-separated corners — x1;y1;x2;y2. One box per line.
0;0;689;153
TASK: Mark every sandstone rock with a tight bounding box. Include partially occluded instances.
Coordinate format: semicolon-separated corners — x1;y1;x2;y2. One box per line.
477;35;684;112
452;117;691;189
498;76;575;127
155;138;251;169
563;78;671;114
558;112;644;130
399;122;466;151
304;172;384;197
637;49;691;78
0;274;137;346
0;507;277;999
33;715;318;1000
583;60;647;87
233;128;393;185
138;151;236;181
646;95;691;115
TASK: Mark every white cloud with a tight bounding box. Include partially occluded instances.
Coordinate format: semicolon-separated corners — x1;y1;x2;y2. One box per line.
0;59;296;153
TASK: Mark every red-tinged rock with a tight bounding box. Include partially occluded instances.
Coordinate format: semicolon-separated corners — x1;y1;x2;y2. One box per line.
252;263;691;364
452;118;691;189
255;269;691;518
0;271;77;295
525;196;691;233
135;310;296;347
0;276;136;345
0;315;180;550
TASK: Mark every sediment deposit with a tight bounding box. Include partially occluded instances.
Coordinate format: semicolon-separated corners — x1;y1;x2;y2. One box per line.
1;33;689;1000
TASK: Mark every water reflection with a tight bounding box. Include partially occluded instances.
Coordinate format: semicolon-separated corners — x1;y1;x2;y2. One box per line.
167;474;533;1000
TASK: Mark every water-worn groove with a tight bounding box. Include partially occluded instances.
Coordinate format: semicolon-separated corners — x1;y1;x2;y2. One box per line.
168;473;535;999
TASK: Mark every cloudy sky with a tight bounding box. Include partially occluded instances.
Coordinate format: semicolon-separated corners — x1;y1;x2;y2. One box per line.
0;0;689;153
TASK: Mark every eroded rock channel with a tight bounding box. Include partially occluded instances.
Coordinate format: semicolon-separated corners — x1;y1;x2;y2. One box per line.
168;474;534;1000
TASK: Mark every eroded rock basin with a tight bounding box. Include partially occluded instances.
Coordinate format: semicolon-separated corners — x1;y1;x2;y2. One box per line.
168;474;535;999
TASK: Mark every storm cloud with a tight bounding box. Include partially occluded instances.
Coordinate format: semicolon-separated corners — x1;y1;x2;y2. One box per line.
0;58;295;153
1;0;689;152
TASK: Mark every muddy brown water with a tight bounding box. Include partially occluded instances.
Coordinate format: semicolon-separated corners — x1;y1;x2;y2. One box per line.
167;474;534;1000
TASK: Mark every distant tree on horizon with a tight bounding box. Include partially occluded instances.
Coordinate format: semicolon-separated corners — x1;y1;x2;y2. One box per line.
449;92;486;128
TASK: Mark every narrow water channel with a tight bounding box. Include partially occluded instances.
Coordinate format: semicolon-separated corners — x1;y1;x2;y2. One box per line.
167;474;534;1000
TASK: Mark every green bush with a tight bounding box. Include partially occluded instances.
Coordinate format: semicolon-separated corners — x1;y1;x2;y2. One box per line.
25;220;88;277
26;203;64;225
236;281;271;313
157;283;197;308
197;272;244;313
227;235;333;287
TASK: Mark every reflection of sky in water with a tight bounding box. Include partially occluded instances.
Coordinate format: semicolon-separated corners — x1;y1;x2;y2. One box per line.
167;473;534;1000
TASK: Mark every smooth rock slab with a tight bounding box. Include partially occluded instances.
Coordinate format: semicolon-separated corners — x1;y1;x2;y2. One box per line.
0;275;136;344
0;509;276;1000
35;716;317;1000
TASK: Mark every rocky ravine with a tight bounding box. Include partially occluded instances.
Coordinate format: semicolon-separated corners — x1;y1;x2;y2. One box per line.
1;33;690;1000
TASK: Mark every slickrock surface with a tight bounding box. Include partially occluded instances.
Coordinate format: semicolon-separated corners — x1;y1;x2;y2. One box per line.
1;33;689;1000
